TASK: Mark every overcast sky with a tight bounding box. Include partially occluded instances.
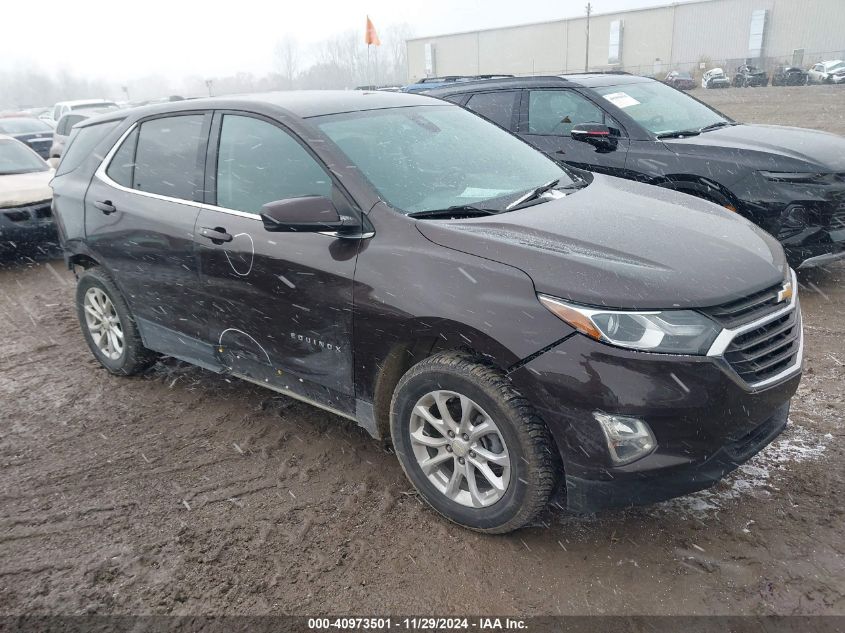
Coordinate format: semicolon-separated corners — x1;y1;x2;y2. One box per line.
2;0;663;81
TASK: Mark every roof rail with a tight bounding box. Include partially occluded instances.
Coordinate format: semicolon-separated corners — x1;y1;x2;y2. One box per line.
561;70;632;76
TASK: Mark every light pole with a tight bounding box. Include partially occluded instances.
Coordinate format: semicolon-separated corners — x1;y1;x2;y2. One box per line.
585;2;592;72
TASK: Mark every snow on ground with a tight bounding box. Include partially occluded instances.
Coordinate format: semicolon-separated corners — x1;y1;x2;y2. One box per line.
652;421;830;517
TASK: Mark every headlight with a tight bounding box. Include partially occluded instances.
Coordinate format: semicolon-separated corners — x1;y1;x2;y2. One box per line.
538;295;721;354
760;171;836;184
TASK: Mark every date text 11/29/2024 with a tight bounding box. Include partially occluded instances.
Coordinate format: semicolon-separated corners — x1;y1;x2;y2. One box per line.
307;617;527;630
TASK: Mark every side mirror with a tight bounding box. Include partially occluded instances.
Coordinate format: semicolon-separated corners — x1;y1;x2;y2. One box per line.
260;196;345;233
570;124;619;151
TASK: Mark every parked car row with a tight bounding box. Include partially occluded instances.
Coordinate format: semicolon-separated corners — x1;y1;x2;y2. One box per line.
697;60;844;88
48;90;810;532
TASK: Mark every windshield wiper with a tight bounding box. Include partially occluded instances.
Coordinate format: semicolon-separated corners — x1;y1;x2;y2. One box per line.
505;179;560;211
657;129;701;139
699;121;736;132
407;205;499;219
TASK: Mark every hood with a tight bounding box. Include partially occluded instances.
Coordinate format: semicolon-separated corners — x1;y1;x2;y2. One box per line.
662;123;845;172
0;169;53;208
416;175;785;310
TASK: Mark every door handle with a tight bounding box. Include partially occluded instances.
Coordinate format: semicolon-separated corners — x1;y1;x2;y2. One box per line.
199;227;234;243
94;200;117;215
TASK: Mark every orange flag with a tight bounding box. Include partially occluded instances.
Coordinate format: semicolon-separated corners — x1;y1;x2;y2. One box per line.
365;16;381;46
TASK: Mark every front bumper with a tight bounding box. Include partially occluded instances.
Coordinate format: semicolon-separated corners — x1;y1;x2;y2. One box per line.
0;201;58;248
731;175;845;267
565;402;788;512
509;328;801;513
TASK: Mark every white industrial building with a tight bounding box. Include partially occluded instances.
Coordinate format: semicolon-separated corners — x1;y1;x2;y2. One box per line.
406;0;845;81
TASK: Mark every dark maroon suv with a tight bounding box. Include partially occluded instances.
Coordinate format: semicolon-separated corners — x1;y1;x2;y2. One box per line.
50;91;802;532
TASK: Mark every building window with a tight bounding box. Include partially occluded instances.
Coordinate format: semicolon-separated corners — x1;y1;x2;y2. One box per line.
608;20;623;65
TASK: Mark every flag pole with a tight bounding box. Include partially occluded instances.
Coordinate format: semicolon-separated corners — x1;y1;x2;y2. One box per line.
367;43;371;88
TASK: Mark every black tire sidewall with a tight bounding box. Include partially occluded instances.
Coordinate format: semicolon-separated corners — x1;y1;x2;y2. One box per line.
75;269;147;375
391;367;534;531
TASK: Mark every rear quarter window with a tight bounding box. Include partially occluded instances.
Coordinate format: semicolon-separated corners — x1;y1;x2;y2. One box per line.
465;91;518;130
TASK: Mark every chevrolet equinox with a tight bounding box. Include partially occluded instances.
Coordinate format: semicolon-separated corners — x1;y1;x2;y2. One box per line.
51;92;803;533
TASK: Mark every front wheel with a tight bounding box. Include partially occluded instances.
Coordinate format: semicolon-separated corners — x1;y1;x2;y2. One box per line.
76;267;156;375
390;352;557;533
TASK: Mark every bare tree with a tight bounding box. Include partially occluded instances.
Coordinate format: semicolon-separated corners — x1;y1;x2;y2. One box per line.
274;36;300;89
382;23;414;85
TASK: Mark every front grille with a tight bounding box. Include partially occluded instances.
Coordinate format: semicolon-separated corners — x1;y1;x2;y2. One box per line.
723;308;801;384
32;203;51;219
724;404;788;461
2;202;52;223
701;283;782;329
830;207;845;231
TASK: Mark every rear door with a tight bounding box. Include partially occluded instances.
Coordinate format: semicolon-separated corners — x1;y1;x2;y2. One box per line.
85;112;212;361
195;111;361;415
517;88;629;176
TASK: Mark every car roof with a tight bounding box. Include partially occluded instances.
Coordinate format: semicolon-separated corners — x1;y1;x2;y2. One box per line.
424;73;652;96
80;90;446;126
56;99;116;107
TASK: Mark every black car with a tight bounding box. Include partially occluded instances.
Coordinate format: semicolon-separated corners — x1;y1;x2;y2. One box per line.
664;70;695;90
427;74;845;268
733;64;769;87
0;117;56;159
771;65;809;86
52;92;801;533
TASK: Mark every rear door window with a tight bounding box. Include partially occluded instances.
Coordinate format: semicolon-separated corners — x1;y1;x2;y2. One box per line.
464;91;519;130
214;114;331;213
527;90;607;136
131;115;206;200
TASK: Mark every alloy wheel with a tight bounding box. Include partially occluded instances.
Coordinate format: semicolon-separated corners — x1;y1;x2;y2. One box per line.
83;287;124;360
409;390;511;508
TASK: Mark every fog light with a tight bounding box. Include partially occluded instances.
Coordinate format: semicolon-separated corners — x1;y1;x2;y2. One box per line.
593;412;656;465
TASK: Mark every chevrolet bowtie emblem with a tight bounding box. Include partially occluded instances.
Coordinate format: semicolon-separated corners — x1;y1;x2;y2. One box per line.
777;281;793;304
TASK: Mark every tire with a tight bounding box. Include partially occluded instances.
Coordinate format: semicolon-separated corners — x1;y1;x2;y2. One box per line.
75;266;156;375
390;352;557;533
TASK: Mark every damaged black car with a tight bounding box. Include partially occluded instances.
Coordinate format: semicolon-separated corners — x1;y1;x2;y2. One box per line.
733;64;769;87
427;74;845;268
771;65;809;86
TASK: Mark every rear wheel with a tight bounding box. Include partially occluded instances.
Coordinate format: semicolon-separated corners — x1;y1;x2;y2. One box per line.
390;352;557;533
76;267;156;375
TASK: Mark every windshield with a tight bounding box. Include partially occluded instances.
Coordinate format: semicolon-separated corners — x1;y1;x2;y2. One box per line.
316;105;572;214
827;61;845;71
0;139;48;175
0;118;54;135
593;81;729;135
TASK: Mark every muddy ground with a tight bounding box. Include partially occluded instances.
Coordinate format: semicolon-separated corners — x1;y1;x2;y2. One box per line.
0;85;843;616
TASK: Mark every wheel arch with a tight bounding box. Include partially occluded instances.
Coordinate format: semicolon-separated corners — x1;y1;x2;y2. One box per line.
366;318;524;441
656;174;739;210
